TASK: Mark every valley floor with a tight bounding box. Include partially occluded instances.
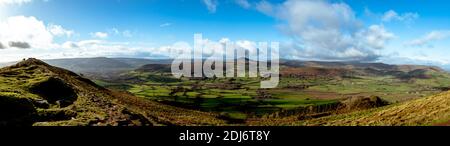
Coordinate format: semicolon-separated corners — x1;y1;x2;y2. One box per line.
94;69;450;126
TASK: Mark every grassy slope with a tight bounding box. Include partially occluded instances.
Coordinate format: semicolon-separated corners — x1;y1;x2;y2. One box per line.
248;90;450;126
304;91;450;126
111;91;227;126
0;59;155;126
0;59;226;126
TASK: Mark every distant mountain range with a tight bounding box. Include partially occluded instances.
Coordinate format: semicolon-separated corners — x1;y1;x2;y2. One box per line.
279;60;444;72
0;57;172;72
0;57;447;75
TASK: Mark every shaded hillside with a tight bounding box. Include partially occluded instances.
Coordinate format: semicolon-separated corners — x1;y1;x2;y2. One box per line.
45;57;133;73
44;57;173;73
280;60;444;73
248;96;389;124
280;60;396;70
0;58;226;126
136;64;172;73
280;67;352;78
278;60;448;81
114;58;173;67
130;58;445;80
42;58;175;80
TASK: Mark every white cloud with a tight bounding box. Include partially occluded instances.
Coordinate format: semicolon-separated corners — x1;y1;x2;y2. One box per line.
77;39;102;46
380;52;450;67
9;41;30;49
91;32;108;39
256;0;394;61
406;30;450;47
382;10;397;22
61;41;79;49
256;0;274;16
61;40;103;49
0;16;148;62
144;36;263;60
202;0;218;13
48;24;74;37
160;23;172;27
0;16;138;62
360;25;395;50
0;16;56;49
18;39;140;61
235;0;251;9
0;0;32;5
382;10;419;22
197;37;259;58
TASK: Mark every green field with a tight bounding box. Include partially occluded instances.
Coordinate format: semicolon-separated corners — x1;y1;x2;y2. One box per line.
95;69;450;122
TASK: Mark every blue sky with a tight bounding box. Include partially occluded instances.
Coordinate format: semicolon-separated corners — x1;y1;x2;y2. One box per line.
1;0;450;68
2;0;283;44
